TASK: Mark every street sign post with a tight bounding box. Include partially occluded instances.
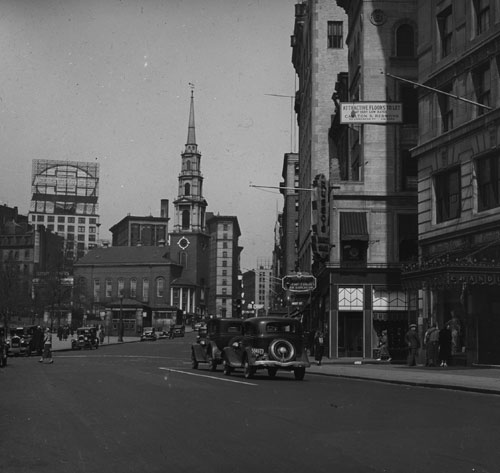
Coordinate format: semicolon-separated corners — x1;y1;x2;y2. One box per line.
282;273;317;293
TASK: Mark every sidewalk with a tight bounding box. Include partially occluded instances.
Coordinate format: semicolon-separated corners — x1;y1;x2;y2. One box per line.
308;359;500;395
50;336;500;395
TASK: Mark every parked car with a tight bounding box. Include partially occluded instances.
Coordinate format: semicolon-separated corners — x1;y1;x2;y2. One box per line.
169;324;185;338
157;330;168;339
191;318;244;371
140;327;157;341
71;327;99;350
222;316;310;380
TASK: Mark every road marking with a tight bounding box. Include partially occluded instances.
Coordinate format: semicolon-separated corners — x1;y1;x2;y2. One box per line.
159;367;258;386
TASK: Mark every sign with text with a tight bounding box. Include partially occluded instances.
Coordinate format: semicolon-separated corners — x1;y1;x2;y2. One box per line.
340;102;403;124
282;273;317;293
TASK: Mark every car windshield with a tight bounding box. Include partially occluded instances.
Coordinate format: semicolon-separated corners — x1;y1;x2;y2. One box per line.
265;322;300;334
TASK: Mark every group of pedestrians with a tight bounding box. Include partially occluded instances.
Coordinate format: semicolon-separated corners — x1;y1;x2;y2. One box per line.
405;323;452;367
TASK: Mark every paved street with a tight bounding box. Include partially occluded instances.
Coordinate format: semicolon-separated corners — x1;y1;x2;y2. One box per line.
2;332;500;473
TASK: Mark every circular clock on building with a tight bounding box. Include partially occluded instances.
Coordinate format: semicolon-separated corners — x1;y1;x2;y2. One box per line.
177;236;190;250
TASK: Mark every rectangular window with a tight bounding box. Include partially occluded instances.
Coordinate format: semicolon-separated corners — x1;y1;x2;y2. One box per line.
223;223;228;231
68;217;75;223
130;279;137;298
435;167;461;222
222;260;227;267
105;279;112;298
437;6;452;58
438;83;454;132
78;226;85;233
473;63;491;116
93;279;100;302
474;0;490;35
78;217;86;224
47;216;55;222
327;21;343;48
58;216;65;223
67;225;75;232
37;215;44;222
156;278;164;298
477;154;500;211
401;149;418;191
77;234;85;241
57;225;64;232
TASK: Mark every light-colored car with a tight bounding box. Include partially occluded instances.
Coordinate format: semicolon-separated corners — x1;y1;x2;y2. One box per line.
140;327;157;341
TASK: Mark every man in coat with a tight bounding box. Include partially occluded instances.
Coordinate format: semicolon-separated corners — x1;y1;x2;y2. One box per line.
405;324;420;366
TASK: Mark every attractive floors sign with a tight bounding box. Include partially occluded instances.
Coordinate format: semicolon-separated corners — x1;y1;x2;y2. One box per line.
340;102;403;124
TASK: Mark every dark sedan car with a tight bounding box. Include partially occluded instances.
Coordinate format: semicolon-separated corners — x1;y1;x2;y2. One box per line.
222;316;310;380
191;318;244;371
169;324;185;338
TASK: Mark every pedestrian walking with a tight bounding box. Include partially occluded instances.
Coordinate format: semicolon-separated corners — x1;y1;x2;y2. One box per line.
39;328;53;364
405;324;420;366
377;330;391;361
99;328;105;344
313;330;325;366
438;324;452;367
424;323;439;367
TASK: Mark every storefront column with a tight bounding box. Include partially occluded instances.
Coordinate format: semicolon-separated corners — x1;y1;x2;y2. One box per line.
329;278;339;359
364;284;373;358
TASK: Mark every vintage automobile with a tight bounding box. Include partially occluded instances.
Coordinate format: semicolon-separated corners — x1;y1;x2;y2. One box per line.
191;318;244;371
140;327;157;341
222;316;310;380
71;327;99;350
156;329;169;339
169;324;185;338
7;326;38;356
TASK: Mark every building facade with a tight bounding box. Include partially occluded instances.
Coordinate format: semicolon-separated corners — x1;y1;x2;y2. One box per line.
302;0;420;359
402;0;500;365
73;246;182;334
110;200;169;247
291;1;348;273
206;213;242;318
28;159;100;262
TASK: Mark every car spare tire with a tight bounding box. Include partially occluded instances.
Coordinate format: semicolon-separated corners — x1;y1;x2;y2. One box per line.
269;338;295;363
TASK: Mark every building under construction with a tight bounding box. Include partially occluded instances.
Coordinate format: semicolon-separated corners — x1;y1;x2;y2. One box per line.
29;159;100;261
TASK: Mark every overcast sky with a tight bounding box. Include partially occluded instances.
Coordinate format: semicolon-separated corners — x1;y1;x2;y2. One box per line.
0;0;297;270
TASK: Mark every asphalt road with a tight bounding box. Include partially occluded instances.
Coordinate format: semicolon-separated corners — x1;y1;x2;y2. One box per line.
2;334;500;473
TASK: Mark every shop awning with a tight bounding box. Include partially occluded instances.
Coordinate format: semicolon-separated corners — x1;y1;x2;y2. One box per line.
340;212;368;241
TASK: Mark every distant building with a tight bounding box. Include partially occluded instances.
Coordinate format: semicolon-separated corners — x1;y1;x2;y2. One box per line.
73;246;182;335
28;159;100;262
206;213;242;317
110;200;169;247
168;90;210;319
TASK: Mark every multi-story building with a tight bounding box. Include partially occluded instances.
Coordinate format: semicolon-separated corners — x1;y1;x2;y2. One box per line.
279;152;299;277
110;200;169;247
28;159;100;262
402;1;500;365
291;1;348;274
302;0;419;359
206;213;242;317
0;215;65;327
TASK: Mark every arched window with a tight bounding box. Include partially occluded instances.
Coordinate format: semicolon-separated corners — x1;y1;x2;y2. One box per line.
156;277;165;298
130;278;137;298
396;24;415;57
180;252;188;267
182;210;190;229
186;160;191;171
184;183;191;195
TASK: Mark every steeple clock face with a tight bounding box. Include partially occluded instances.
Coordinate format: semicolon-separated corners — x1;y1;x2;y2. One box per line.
177;236;190;250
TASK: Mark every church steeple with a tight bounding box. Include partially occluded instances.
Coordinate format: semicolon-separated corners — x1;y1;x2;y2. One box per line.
172;86;208;234
186;88;196;147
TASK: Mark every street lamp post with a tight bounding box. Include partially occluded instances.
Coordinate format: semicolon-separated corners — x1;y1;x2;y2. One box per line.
118;295;124;342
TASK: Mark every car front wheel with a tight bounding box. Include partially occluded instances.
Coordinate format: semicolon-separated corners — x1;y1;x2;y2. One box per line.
223;359;232;376
191;352;198;369
244;359;255;379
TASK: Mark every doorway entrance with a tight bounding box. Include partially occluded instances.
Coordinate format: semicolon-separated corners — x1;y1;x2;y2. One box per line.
338;311;363;357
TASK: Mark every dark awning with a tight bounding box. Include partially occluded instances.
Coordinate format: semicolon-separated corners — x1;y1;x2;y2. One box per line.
340;212;368;241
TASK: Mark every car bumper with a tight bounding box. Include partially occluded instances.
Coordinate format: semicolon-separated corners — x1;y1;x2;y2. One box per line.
251;359;310;369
